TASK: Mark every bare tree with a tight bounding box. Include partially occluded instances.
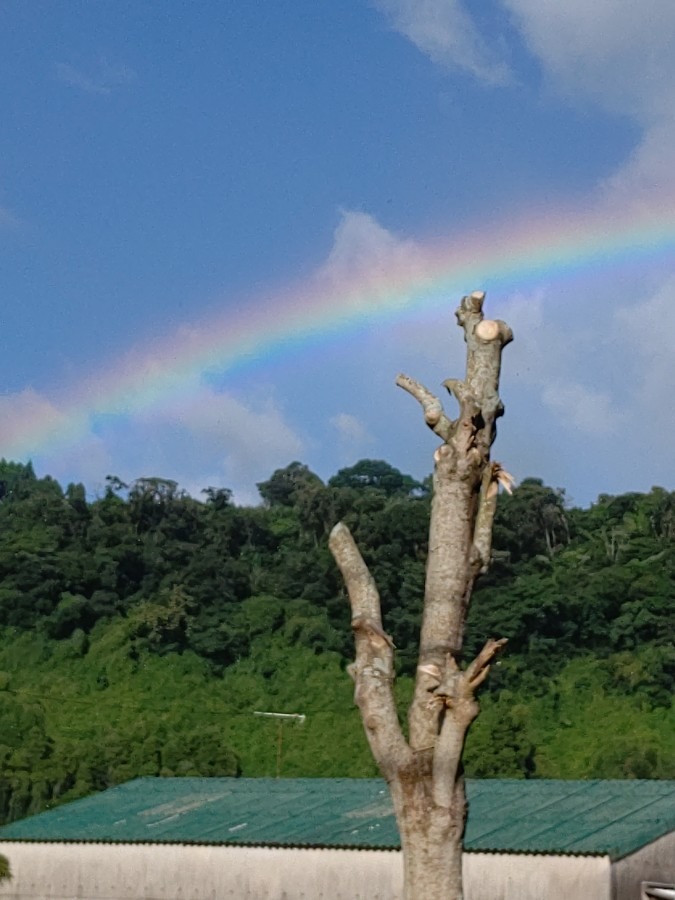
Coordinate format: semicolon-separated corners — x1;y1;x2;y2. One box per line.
329;292;512;900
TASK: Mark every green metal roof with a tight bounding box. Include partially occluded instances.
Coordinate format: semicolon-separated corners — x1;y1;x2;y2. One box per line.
1;777;674;860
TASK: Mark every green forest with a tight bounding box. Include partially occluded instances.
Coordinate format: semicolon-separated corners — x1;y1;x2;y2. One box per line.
0;457;673;826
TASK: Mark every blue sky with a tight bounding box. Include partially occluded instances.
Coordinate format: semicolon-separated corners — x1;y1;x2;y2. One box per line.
2;1;675;506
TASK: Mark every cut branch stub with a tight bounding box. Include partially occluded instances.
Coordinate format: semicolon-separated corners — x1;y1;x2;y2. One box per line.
466;317;512;419
459;297;513;452
455;290;486;331
464;637;508;689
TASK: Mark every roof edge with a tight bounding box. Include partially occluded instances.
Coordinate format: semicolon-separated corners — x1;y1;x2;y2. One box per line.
0;837;608;857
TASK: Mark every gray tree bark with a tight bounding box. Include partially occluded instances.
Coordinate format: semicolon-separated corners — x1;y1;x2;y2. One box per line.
329;292;512;900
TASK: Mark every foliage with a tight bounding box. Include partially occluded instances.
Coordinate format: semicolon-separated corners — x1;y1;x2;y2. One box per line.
0;456;673;825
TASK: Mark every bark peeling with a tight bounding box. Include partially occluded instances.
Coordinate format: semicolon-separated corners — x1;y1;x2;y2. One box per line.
329;292;512;900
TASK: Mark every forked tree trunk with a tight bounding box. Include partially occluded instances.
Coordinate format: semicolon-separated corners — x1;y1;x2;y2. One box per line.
329;292;512;900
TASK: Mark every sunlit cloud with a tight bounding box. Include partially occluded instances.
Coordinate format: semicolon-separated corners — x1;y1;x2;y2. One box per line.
373;0;512;85
502;0;675;122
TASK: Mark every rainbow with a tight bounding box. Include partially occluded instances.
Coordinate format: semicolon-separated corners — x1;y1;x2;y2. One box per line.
4;197;675;462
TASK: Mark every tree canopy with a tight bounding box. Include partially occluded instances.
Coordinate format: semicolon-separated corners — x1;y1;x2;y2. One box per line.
0;456;673;826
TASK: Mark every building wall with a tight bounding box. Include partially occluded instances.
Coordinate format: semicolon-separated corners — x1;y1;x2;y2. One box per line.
612;831;675;900
465;851;611;900
0;841;613;900
0;842;401;900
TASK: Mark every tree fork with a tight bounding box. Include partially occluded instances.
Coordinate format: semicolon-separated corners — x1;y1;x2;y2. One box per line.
329;291;512;900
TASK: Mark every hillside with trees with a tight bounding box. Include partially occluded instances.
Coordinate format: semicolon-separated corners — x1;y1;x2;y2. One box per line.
0;458;673;825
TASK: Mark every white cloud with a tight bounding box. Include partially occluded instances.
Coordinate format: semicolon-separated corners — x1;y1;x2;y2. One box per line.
0;388;68;453
55;60;136;95
106;384;305;504
613;277;675;414
145;385;304;499
318;209;425;286
501;1;675;207
502;0;675;122
541;381;622;436
5;208;671;508
373;0;511;85
562;278;675;497
600;119;675;205
4;379;304;506
372;1;675;209
42;434;115;492
330;412;372;443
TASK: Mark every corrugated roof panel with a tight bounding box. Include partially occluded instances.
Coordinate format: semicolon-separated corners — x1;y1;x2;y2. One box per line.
465;778;592;848
559;790;675;856
1;777;673;859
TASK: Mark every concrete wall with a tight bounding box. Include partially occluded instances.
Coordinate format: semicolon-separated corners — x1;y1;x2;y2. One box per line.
0;841;613;900
465;851;611;900
0;843;402;900
613;831;675;900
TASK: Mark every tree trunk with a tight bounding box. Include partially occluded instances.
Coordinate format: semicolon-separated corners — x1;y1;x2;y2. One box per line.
329;291;512;900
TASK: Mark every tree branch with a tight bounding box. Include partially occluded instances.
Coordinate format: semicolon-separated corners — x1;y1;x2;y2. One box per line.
456;294;513;455
463;637;508;689
472;463;515;573
396;374;455;441
429;638;507;807
329;523;411;775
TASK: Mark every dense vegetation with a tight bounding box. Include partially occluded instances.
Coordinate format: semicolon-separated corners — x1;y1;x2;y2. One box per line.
0;458;673;825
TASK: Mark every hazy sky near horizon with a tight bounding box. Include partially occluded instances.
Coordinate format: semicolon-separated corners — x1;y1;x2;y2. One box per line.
2;1;675;507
